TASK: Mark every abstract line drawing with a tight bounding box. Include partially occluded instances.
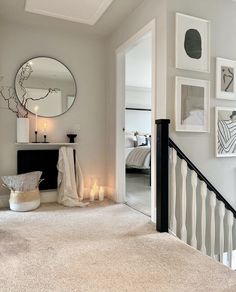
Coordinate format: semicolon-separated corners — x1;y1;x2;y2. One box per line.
222;67;234;92
216;107;236;157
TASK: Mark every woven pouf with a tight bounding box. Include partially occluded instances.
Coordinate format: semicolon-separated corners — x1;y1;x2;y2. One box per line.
9;188;40;212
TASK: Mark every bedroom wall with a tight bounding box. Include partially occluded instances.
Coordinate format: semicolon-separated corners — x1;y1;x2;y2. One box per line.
0;19;106;199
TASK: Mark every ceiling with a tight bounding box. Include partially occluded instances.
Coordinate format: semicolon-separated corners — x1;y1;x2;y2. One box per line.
0;0;144;37
25;0;114;25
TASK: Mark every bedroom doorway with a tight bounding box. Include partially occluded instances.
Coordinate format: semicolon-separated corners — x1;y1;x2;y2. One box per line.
116;20;156;221
125;33;152;216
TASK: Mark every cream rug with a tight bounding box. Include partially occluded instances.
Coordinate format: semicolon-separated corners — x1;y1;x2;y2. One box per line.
0;201;235;292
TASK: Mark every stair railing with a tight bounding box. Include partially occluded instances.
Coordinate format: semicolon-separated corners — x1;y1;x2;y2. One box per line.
156;119;236;269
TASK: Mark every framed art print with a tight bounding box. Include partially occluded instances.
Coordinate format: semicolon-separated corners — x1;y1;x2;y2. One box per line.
215;107;236;157
216;57;236;100
176;13;210;73
175;77;210;132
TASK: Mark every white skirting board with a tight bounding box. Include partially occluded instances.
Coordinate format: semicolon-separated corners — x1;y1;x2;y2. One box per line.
0;187;114;208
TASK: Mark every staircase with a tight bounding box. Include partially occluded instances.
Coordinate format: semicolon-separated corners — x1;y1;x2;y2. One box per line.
155;119;236;269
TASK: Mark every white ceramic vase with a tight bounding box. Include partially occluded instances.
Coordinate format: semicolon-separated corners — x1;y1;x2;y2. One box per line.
17;117;29;143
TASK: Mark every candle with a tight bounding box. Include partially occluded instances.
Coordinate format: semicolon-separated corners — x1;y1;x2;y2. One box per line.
43;121;47;135
90;189;95;201
34;106;39;132
99;186;104;201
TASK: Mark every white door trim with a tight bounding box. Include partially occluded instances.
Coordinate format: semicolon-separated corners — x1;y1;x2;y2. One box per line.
115;19;157;222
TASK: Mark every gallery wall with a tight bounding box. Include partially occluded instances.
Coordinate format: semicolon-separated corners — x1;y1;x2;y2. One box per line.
167;0;236;209
0;19;106;199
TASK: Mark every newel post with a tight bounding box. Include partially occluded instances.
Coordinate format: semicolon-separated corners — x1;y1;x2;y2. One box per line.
155;119;170;232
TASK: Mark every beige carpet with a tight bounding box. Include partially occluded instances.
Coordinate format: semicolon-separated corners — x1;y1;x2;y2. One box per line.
0;201;235;292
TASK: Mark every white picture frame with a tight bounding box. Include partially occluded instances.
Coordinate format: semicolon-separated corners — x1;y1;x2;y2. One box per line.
176;13;210;73
175;77;210;132
215;107;236;157
216;57;236;100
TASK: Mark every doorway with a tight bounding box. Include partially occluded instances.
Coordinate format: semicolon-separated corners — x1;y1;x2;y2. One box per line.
116;20;156;221
125;33;152;216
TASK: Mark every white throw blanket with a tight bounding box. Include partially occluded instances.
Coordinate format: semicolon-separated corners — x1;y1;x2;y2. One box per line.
57;147;88;207
126;146;150;168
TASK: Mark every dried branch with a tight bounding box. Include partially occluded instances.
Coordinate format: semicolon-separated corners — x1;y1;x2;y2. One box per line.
0;62;59;118
23;88;59;108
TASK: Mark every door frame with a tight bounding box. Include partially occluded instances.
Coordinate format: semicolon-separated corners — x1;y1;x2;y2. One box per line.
115;19;156;222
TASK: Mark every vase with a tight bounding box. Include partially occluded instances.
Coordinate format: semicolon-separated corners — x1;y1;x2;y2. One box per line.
17;117;29;143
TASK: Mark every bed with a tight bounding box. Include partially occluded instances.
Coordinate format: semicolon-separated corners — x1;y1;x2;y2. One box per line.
125;146;151;169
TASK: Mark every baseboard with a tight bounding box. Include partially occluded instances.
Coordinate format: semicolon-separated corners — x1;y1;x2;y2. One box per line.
105;187;115;200
0;186;113;208
0;194;10;208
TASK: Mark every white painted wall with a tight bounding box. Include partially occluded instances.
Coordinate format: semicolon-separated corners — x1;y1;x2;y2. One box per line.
0;19;106;198
167;0;236;210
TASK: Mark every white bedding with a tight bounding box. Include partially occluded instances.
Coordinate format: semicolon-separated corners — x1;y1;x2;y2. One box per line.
125;146;151;169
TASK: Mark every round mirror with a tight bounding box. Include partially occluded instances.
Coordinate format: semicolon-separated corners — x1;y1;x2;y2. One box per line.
15;57;77;117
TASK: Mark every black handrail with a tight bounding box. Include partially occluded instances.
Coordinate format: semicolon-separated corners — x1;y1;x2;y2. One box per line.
169;138;236;218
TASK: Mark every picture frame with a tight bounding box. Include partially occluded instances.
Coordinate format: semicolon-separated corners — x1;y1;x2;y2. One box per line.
216;57;236;100
176;13;210;73
215;107;236;157
175;76;210;132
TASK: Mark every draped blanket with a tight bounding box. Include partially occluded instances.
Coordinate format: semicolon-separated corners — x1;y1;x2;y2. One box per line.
57;147;88;207
126;146;150;168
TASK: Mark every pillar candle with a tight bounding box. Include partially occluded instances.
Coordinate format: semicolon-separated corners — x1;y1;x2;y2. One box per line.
34;106;39;131
99;186;104;201
90;189;95;201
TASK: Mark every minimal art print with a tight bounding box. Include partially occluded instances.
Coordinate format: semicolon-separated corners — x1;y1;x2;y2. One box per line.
175;77;210;132
216;58;236;100
216;107;236;157
176;13;210;72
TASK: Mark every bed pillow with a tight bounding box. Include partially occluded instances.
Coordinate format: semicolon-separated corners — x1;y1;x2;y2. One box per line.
2;171;43;192
136;135;148;147
125;133;136;148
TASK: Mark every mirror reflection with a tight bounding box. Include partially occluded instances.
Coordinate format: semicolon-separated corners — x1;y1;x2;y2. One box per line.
15;57;76;117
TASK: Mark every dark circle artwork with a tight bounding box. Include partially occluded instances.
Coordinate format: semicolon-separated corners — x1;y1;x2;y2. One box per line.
184;29;202;59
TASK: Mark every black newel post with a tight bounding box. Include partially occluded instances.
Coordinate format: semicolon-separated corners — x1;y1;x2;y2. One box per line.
155;119;170;232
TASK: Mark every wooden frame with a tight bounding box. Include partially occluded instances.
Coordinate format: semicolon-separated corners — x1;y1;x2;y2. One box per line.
116;20;157;223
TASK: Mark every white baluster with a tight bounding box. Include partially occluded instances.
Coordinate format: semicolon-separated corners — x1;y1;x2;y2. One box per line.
209;192;216;258
226;210;234;268
170;148;177;235
200;182;207;254
218;201;225;263
180;159;187;243
190;171;197;248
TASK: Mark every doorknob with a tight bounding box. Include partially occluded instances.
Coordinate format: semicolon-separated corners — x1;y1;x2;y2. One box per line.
122;128;125;132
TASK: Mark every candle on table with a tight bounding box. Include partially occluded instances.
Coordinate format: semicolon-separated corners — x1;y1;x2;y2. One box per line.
34;106;39;132
43;121;47;135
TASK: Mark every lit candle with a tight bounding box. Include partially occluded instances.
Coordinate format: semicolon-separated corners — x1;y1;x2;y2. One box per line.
34;106;39;132
90;189;95;201
99;186;104;201
43;121;47;135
